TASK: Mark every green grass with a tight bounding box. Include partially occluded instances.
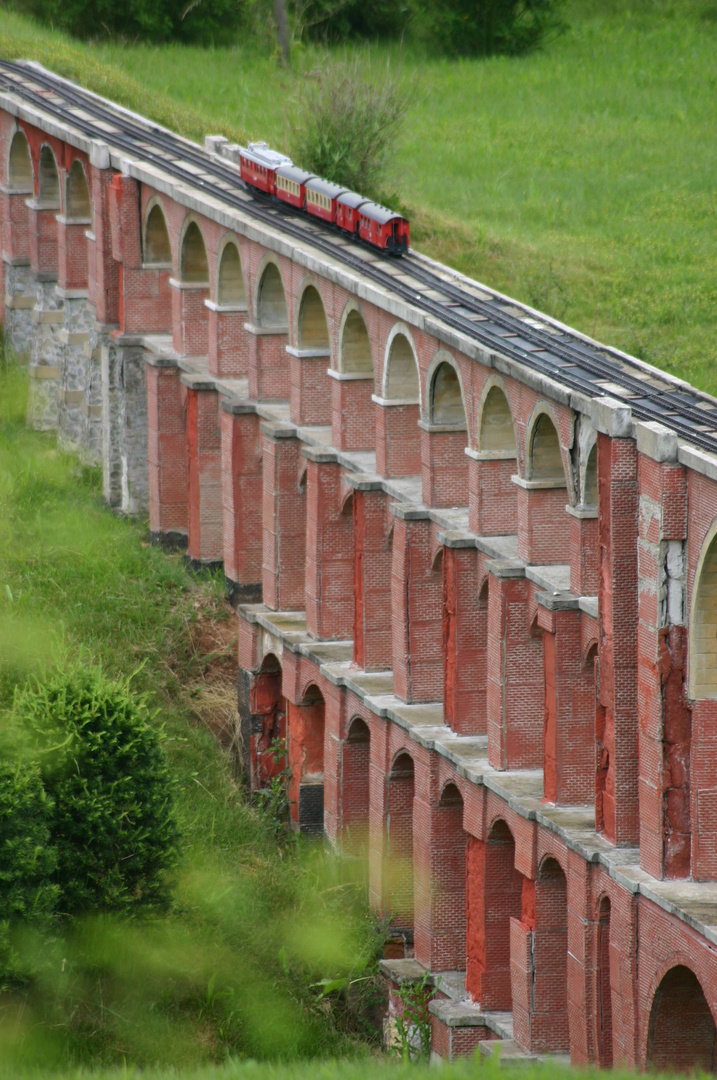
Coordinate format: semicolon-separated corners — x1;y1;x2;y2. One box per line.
2;1;715;390
0;360;380;1069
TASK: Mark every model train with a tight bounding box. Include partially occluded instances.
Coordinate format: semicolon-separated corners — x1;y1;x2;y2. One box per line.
238;141;410;255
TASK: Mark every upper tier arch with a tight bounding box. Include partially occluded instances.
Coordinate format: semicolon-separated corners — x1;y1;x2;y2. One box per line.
255;258;288;329
180;218;209;284
383;325;420;404
217;237;247;307
38;144;60;205
8;128;32;190
66;159;90;220
143;200;172;265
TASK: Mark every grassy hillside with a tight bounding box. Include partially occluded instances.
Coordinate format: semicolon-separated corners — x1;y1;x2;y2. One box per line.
0;358;380;1069
1;1;714;391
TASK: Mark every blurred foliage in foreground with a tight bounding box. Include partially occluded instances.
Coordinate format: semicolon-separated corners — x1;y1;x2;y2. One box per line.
0;352;383;1068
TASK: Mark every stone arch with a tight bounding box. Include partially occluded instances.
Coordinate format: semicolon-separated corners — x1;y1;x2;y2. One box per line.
338;303;373;376
533;855;569;1051
690;521;717;699
428;353;467;427
38;144;60;205
291;682;325;836
144;200;172;265
596;894;613;1068
468;818;523;1009
217;237;246;306
180;218;209;284
8;129;32;190
583;441;598;506
66;159;90;220
383;326;420;403
647;965;716;1072
297;280;330;351
439;780;463;807
386;751;415;931
344;716;370;852
527;408;566;484
253;652;285;790
478;381;516;453
256;258;288;329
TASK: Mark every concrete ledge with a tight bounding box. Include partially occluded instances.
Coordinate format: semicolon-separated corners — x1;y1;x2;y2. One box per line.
58;329;90;346
285;346;330;359
326;368;373;382
372;393;419;408
418;419;468;434
244;322;288;337
379;958;425;985
511;474;567;491
180;372;217;392
485;558;525;579
465;447;517;462
301;444;339;464
591;395;632;439
204;298;247;313
565;503;597;520
634;418;679;463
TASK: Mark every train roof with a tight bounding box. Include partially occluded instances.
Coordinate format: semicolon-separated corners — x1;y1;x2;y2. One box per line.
276;165;316;184
240;141;292;169
337;191;370;210
305;177;349;199
359;201;407;225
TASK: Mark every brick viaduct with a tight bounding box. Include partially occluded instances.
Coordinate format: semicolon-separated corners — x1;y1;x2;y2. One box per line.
3;66;717;1070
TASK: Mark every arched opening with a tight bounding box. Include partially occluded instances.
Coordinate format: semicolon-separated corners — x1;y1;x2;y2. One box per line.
8;130;32;189
38;145;59;205
530;413;565;483
340;309;372;375
145;204;171;265
343;717;370;853
252;653;286;791
298;284;330;350
533;857;569;1051
385;333;419;400
597;895;613;1068
584;443;598;506
257;262;288;328
218;241;246;306
430;783;465;969
648;966;716;1072
480;386;516;453
467;819;523;1008
692;532;717;699
290;683;325;836
66;160;90;219
431;362;466;426
386;752;414;932
181;221;209;284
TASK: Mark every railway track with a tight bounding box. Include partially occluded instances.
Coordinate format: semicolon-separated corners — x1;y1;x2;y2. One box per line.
2;58;716;454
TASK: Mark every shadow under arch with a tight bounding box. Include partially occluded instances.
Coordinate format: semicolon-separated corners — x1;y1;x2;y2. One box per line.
385;751;415;933
297;282;330;351
38;144;60;205
144;202;172;265
217;239;247;306
66;160;90;220
256;259;288;329
180;219;209;284
647;965;716;1072
430;358;467;427
479;383;516;453
8;129;32;189
339;305;373;375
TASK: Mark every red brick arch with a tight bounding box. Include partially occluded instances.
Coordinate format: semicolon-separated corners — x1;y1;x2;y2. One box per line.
647;964;716;1072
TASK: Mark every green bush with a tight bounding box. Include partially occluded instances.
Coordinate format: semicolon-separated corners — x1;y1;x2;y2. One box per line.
290;54;413;199
13;665;179;916
16;0;246;43
295;0;409;43
0;759;58;985
409;0;567;56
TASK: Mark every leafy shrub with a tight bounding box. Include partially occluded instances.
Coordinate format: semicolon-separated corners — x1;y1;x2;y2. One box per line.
409;0;567;56
295;0;409;43
16;0;246;44
13;665;178;916
290;54;413;199
0;760;58;985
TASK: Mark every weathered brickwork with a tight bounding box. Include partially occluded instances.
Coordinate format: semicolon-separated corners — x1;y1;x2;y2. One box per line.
5;82;717;1071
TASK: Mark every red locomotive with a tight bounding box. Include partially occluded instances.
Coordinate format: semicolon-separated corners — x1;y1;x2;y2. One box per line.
239;141;410;254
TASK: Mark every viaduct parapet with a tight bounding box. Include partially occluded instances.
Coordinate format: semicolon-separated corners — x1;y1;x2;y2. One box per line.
3;60;717;1070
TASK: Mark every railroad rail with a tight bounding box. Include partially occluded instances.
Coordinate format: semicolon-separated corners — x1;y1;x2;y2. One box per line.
2;58;716;453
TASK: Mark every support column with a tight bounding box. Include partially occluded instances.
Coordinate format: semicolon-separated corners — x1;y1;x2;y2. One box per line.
442;540;487;736
568;504;599;596
414;784;466;972
220;401;262;601
537;593;595;806
634;423;690;879
374;397;421;479
391;507;443;704
261;423;306;612
1;177;34;356
303;448;354;640
515;476;571;565
183;375;222;566
26;194;61;430
349;477;393;672
329;371;374;451
146;355;188;545
110;334;149;515
486;561;544;771
593;397;639;846
467;449;518;536
207;300;250;378
420;423;469;509
245;323;289;402
288;347;332;425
